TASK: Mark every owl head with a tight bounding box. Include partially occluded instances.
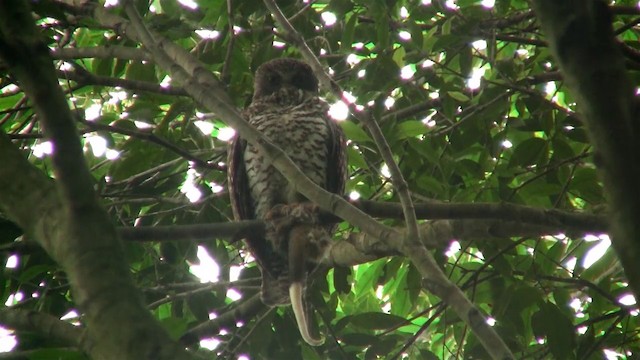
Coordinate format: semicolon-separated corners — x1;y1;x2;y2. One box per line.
252;58;319;101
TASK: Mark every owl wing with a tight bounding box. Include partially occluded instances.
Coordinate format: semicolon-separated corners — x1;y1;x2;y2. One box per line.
324;114;347;197
228;133;290;305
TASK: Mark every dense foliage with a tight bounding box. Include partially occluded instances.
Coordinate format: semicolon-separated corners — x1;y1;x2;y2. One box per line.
0;0;639;359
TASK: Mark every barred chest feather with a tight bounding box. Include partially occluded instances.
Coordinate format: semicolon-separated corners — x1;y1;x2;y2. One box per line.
244;97;331;218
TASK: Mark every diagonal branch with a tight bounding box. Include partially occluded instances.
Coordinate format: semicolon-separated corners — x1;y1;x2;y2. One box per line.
262;1;515;358
117;0;397;244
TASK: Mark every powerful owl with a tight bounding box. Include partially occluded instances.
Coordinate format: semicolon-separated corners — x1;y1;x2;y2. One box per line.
227;58;347;346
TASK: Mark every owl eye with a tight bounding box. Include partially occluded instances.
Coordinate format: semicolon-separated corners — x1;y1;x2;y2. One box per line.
267;72;281;86
291;72;316;92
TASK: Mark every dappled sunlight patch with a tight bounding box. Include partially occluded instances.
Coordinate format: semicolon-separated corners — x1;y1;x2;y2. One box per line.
209;182;224;194
229;266;243;282
194;120;214;135
180;168;203;202
564;256;577;273
467;67;485;89
60;310;82;325
384;96;395;109
329;100;349;121
85;103;102;121
177;0;197;10
445;0;459;9
399;6;409;18
398;31;411;41
5;292;24;307
618;294;637;315
421;111;437;127
619;294;636;306
346;53;361;66
217;127;236;141
321;12;337;27
582;234;610;269
226;289;242;301
471;40;487;51
188;246;220;283
481;0;495;8
32;141;53;158
400;65;415;80
0;327;16;353
60;310;79;320
603;349;627;360
445;241;461;258
84;133;120;159
380;164;391;178
133;121;154;129
1;84;18;94
107;90;128;105
5;255;18;269
160;75;172;88
199;337;220;351
196;29;220;39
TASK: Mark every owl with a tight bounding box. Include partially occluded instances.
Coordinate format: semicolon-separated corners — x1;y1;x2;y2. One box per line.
227;58;347;345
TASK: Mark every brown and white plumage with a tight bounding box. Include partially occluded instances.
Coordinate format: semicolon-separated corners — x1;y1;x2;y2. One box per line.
227;58;346;345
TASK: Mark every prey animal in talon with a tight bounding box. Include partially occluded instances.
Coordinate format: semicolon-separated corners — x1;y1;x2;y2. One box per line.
288;219;332;346
267;203;332;345
227;58;347;346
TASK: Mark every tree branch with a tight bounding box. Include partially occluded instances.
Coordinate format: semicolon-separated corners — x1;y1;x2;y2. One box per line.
262;2;515;358
109;0;396;244
532;0;640;301
0;309;83;349
58;68;188;96
0;2;194;359
51;46;151;61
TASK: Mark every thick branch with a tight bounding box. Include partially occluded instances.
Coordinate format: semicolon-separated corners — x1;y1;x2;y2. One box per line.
58;68;188;96
0;2;193;359
0;309;83;349
52;46;151;62
533;0;640;301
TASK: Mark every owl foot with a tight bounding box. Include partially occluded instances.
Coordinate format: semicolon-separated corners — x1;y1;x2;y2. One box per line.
264;203;327;258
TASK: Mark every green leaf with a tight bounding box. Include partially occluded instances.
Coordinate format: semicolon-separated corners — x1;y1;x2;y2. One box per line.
347;312;407;330
532;302;576;360
125;61;158;82
396;120;428;139
447;91;470;102
159;317;189;339
509;137;548;167
339;332;378;346
27;349;87;360
341;121;373;143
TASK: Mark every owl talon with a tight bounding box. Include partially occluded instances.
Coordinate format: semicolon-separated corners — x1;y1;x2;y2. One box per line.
288;203;320;224
265;203;321;235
